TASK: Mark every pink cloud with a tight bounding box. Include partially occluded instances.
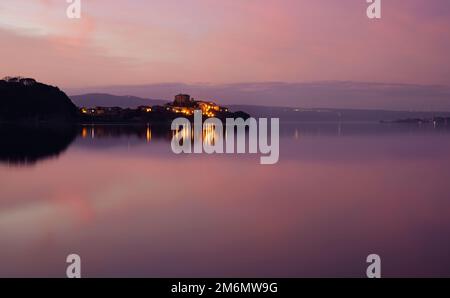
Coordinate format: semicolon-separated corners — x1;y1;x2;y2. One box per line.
0;0;449;88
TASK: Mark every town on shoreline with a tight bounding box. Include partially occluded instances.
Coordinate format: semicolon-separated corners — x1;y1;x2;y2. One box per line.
0;77;249;124
78;93;250;123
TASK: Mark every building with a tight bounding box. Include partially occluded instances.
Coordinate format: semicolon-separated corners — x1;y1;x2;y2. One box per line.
174;94;193;106
138;106;153;113
171;106;195;116
167;94;229;117
2;76;36;86
80;106;123;116
197;101;228;116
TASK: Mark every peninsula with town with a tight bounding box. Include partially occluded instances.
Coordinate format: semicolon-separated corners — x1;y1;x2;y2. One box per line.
0;77;249;124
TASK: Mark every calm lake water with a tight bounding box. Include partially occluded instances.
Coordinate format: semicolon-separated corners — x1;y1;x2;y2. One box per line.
1;122;450;277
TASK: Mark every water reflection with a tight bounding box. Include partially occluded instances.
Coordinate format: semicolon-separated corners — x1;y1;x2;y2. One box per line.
0;123;227;166
1;122;449;167
78;124;172;141
0;124;77;166
172;122;221;146
146;125;152;143
1;121;450;277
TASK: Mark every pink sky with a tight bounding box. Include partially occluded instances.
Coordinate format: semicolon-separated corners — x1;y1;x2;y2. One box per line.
1;0;450;89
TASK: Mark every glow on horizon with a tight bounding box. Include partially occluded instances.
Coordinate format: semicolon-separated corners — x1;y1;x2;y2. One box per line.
0;0;450;88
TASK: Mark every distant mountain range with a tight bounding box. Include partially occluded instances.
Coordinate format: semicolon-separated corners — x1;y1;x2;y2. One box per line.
70;93;167;108
66;81;450;111
69;93;450;122
9;76;447;124
229;105;450;122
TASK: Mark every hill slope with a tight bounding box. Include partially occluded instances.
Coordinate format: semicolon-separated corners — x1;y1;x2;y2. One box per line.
0;77;78;121
70;93;167;108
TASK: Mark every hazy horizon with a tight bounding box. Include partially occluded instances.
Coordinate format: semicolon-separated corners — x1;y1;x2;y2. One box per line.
65;81;450;111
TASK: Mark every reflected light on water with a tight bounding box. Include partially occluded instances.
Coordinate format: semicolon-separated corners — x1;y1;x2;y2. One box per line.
172;122;221;147
2;123;450;277
81;127;88;139
146;125;152;143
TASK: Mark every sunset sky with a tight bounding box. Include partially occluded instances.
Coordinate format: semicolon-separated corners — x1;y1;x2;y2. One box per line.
1;0;450;91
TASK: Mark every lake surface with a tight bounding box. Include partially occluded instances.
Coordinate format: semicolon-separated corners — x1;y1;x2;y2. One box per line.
1;122;450;277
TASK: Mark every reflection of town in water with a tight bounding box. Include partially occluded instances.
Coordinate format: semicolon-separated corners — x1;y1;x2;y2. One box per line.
2;122;450;167
81;123;221;147
172;122;221;147
81;125;154;143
